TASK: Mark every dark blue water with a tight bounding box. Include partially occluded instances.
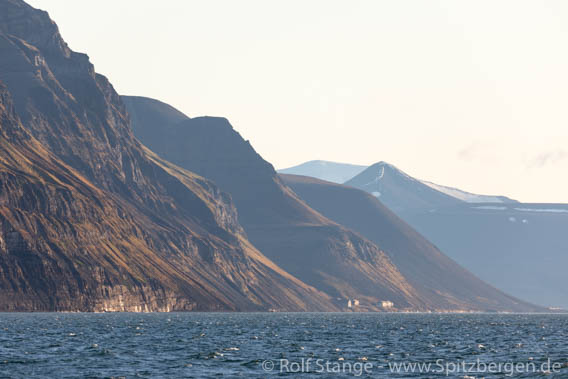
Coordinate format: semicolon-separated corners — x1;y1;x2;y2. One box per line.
0;313;566;378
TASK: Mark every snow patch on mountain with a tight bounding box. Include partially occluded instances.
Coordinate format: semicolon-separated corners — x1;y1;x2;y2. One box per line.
377;166;385;180
473;206;507;210
422;181;515;204
514;208;568;214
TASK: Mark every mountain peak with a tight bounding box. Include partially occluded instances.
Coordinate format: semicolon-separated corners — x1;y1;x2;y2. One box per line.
365;161;413;182
0;0;73;59
346;162;463;211
373;160;390;166
371;161;401;171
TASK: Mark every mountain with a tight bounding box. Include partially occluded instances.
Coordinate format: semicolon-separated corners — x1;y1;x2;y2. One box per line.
123;96;542;312
345;162;464;212
421;181;518;204
280;174;543;312
123;97;425;311
346;162;567;308
277;160;367;184
121;96;189;152
0;0;335;312
282;159;517;203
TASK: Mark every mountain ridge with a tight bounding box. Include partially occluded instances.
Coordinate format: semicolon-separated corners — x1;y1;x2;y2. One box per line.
0;0;336;312
123;95;543;312
0;0;546;312
280;159;517;204
280;174;543;312
122;101;425;311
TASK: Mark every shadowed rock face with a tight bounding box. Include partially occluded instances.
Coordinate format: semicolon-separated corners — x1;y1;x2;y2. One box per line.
122;101;423;310
123;96;542;312
0;0;336;312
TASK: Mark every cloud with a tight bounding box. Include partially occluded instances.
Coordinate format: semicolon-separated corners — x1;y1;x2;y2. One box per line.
527;150;568;168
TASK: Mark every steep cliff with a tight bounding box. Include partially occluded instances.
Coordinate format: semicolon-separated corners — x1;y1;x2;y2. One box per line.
0;0;335;312
129;111;426;310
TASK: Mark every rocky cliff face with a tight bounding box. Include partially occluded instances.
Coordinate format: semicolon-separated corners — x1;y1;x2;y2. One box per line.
0;0;335;312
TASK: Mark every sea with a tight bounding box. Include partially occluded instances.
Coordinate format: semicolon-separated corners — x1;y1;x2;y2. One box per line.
0;313;566;378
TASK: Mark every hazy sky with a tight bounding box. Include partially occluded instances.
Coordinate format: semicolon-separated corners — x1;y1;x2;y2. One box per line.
27;0;568;203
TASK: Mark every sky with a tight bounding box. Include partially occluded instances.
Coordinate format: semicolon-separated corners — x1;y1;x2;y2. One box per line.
27;0;568;203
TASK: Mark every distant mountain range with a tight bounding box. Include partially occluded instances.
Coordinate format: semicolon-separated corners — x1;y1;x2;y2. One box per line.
285;160;566;308
279;160;518;206
0;0;551;312
278;161;367;184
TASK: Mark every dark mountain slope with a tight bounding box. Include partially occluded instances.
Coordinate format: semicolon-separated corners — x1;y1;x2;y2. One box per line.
122;96;189;155
0;83;195;311
281;174;543;312
123;95;541;312
0;0;335;312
